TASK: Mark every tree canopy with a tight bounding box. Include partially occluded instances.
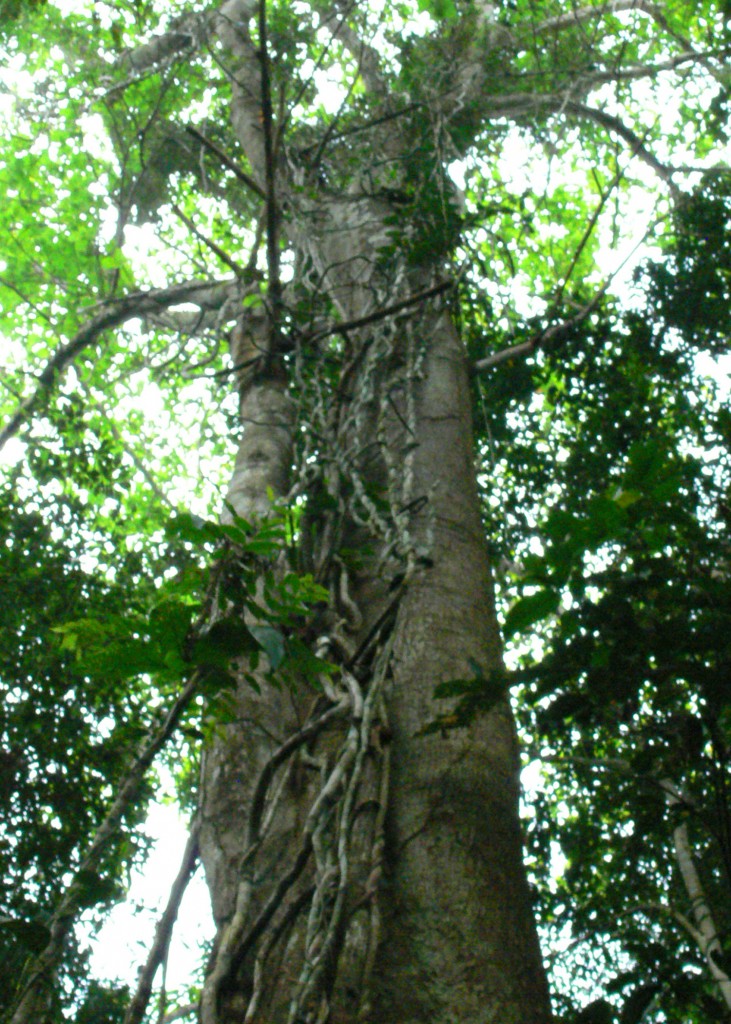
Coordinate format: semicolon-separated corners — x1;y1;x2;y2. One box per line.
1;1;731;1022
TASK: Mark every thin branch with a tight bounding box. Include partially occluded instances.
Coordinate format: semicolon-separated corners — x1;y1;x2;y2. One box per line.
171;203;247;277
257;0;283;361
185;125;266;200
565;100;677;188
574;47;731;89
532;0;665;36
472;289;608;373
77;386;173;508
472;198;669;375
0;278;237;453
307;278;454;345
484;93;677;187
327;0;386;96
204;280;453;384
552;154;638;310
0;275;57;328
310;57;365;171
472;212;663;374
161;1003;197;1024
532;0;726;84
10;670;204;1024
124;822;201;1024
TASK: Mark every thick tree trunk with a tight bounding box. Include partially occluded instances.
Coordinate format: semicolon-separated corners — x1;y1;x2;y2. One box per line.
197;4;552;1020
198;292;550;1024
367;307;549;1023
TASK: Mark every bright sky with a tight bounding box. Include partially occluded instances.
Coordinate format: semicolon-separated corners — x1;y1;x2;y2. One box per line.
88;800;214;997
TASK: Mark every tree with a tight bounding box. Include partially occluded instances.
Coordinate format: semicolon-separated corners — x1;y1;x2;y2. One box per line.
0;1;730;1022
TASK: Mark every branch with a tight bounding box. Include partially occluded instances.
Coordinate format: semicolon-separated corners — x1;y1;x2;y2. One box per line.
565;100;677;187
116;14;204;75
257;0;283;360
472;289;608;373
572;46;731;90
472;205;666;375
0;275;56;329
326;0;386;96
10;670;204;1024
664;780;731;1010
213;0;268;184
483;92;676;187
124;822;201;1024
171;204;247;277
0;278;238;453
76;385;173;508
306;278;454;345
160;1004;197;1024
532;0;724;81
532;0;665;36
553;159;633;310
184;125;266;200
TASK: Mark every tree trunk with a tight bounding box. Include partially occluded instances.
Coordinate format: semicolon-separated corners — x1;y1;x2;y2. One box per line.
197;3;551;1021
366;306;549;1023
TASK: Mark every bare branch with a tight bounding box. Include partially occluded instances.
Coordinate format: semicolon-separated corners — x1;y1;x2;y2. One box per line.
124;823;201;1024
171;203;248;277
532;0;665;36
185;126;266;199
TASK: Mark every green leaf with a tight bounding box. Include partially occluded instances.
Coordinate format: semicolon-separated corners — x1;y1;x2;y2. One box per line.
0;917;51;954
503;588;560;638
71;870;121;910
416;0;458;20
191;617;255;668
248;623;286;669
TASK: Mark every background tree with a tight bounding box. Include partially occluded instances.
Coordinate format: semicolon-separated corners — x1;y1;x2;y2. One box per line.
0;1;730;1023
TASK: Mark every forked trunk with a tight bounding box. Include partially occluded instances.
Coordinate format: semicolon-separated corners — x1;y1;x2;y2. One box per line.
198;4;551;1020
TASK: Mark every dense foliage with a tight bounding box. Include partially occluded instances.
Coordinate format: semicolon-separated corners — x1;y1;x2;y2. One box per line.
1;0;730;1021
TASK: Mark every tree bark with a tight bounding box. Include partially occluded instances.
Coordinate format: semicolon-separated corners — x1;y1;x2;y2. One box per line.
196;3;551;1021
366;306;549;1023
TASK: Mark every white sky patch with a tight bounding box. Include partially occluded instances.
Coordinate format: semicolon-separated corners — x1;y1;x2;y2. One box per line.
88;801;214;993
0;437;26;469
695;350;731;398
79;112;115;163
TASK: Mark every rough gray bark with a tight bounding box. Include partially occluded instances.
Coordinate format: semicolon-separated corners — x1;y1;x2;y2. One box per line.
196;2;552;1021
368;307;549;1022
